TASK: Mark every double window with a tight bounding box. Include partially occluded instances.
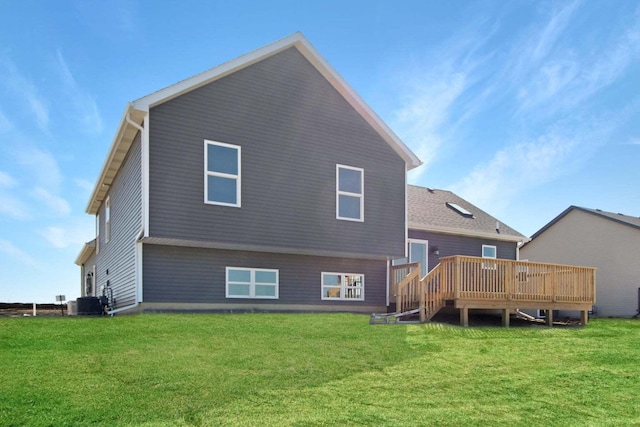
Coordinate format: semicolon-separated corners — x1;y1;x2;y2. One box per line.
321;272;364;301
205;140;241;207
226;267;278;299
336;164;364;222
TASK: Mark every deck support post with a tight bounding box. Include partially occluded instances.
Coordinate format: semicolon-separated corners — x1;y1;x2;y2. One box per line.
502;309;510;327
581;310;589;325
546;309;554;327
460;306;469;327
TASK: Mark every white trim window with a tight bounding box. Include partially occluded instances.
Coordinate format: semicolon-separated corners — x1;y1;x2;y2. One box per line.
336;164;363;222
95;213;100;254
482;244;497;269
205;140;241;207
226;267;278;299
321;272;364;301
105;196;111;243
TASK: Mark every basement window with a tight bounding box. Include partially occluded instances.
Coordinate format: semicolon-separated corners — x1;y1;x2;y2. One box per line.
321;272;364;301
226;267;278;299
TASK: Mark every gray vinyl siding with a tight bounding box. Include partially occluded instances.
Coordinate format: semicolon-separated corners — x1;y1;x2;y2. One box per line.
94;133;142;309
148;47;406;258
143;244;387;306
408;230;517;272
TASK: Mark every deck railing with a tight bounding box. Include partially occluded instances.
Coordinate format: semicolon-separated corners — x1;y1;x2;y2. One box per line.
392;256;596;322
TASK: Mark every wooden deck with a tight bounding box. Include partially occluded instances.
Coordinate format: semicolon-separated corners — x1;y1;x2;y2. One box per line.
391;256;596;326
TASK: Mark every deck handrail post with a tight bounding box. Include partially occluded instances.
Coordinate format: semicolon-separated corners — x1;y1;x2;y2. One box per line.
454;256;461;299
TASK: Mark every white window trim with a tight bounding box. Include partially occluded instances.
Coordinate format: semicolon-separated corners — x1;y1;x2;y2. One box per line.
321;272;365;301
225;267;279;299
482;244;497;269
105;196;111;243
204;140;241;208
95;213;100;254
336;164;364;222
482;244;497;259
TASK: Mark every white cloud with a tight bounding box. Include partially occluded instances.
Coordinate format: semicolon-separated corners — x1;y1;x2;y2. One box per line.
394;72;467;178
0;171;17;188
451;136;576;214
513;1;640;115
0;193;31;220
39;217;94;249
31;187;71;216
531;0;582;61
0;56;50;132
54;50;103;135
0;107;13;133
450;116;614;215
74;178;95;192
0;239;37;267
14;146;63;192
627;138;640;146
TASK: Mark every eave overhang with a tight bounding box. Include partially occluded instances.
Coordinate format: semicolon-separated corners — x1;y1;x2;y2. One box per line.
74;239;96;266
85;105;146;214
408;222;530;243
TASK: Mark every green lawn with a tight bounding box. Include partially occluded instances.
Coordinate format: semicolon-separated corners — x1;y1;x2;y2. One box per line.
1;314;639;426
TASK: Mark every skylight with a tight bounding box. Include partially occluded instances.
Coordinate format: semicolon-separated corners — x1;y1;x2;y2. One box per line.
446;202;474;218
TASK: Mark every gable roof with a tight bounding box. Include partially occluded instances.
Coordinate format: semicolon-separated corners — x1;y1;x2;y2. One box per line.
528;206;640;242
86;32;421;214
407;185;528;242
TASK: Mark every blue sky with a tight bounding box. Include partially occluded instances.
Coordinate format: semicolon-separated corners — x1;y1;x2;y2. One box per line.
1;0;639;303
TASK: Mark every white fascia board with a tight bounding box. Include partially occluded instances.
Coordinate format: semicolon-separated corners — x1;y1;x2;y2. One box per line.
85;105;147;214
132;32;421;170
74;240;96;266
408;223;530;243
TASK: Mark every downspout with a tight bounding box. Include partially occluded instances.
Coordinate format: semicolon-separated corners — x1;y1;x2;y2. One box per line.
108;108;145;315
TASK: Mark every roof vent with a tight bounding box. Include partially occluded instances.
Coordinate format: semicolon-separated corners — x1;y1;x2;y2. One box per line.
446;202;474;218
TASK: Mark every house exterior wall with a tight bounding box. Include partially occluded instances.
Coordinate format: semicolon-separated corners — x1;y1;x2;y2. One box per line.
147;46;406;259
94;133;142;309
81;251;96;296
142;244;387;311
521;209;640;317
408;229;517;271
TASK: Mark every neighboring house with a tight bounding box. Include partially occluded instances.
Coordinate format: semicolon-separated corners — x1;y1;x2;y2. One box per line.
521;206;640;318
75;32;421;314
397;185;529;279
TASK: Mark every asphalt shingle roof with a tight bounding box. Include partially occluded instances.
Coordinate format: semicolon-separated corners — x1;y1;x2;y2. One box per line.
408;185;527;241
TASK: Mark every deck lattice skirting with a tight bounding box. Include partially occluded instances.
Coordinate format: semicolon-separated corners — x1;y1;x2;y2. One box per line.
391;256;596;326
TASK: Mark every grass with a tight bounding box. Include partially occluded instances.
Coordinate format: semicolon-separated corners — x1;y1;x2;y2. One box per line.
1;314;639;426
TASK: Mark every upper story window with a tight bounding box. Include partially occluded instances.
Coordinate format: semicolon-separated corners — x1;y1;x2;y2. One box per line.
205;140;241;207
336;164;363;222
95;213;100;254
105;196;111;243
